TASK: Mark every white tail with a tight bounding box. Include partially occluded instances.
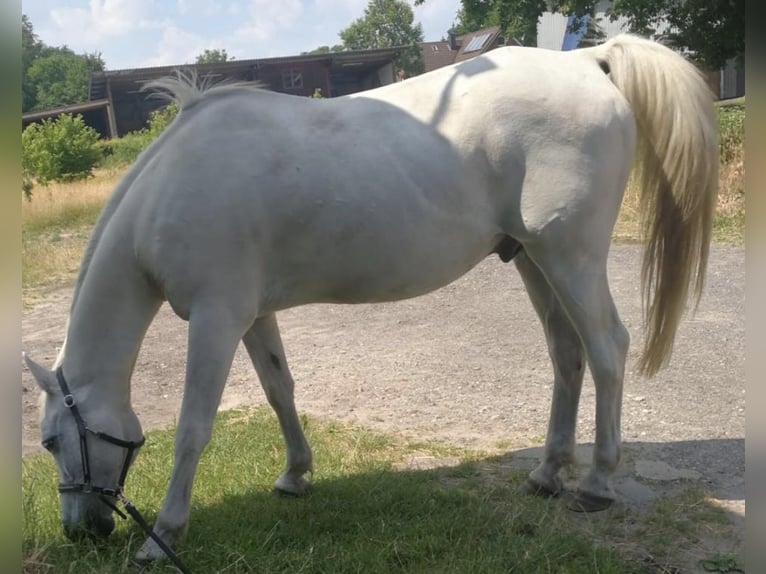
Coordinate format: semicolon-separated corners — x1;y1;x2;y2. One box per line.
590;35;719;376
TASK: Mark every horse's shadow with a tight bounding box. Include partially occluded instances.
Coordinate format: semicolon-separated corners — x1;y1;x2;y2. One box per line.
106;437;743;572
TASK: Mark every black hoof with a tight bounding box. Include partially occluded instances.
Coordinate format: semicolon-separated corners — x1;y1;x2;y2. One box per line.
565;491;614;512
273;485;311;498
520;478;562;498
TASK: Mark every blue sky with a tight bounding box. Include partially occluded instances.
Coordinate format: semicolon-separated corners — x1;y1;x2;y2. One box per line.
22;0;463;70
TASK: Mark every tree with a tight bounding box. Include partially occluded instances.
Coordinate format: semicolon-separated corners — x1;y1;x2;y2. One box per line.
607;0;744;69
195;48;231;64
22;14;43;112
420;0;744;68
22;14;105;112
301;45;345;55
27;49;105;110
340;0;424;78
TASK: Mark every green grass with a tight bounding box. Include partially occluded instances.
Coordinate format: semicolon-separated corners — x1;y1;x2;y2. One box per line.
23;408;642;574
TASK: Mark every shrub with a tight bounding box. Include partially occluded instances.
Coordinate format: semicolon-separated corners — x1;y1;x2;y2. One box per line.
98;132;152;169
146;103;178;139
22;113;101;188
98;103;179;168
717;104;744;163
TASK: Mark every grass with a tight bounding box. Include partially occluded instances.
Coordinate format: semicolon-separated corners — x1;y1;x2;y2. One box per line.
611;142;745;245
21;168;123;300
23;407;648;574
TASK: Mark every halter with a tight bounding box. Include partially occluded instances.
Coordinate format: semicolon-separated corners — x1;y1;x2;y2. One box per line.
53;367;191;573
54;367;145;497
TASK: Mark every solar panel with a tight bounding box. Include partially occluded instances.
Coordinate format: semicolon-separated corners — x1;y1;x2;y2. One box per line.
464;32;491;53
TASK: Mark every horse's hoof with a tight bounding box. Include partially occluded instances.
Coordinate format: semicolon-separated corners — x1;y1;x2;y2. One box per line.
135;536;167;563
520;477;562;498
565;490;614;512
273;474;311;497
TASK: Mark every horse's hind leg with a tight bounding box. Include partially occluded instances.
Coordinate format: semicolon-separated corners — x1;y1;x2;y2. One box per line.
243;314;313;495
524;241;629;512
514;252;585;497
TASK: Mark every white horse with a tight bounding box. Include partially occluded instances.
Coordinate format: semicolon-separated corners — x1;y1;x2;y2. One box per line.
25;34;717;561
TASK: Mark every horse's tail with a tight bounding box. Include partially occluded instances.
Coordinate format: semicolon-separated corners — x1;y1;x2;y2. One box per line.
589;35;719;376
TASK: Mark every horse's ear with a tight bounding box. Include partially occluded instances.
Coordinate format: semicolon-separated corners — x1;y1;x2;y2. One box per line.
23;353;57;394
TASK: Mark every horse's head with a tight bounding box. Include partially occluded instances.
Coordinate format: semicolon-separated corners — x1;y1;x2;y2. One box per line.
25;354;145;540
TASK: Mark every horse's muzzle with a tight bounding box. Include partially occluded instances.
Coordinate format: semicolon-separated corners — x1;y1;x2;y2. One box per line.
62;510;115;541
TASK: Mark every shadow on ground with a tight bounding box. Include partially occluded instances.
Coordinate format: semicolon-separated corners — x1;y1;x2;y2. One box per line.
26;438;744;574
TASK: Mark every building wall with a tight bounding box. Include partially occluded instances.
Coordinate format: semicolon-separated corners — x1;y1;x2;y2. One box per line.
256;62;330;98
377;62;395;86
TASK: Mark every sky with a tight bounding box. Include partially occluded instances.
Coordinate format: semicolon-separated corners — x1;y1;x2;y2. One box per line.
22;0;464;70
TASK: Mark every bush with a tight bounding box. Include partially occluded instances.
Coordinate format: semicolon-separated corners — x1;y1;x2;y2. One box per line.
98;103;179;168
98;132;152;169
717;104;744;163
146;103;178;139
22;113;101;187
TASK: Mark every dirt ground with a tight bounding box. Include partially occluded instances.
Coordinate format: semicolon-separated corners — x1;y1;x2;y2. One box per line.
21;244;745;566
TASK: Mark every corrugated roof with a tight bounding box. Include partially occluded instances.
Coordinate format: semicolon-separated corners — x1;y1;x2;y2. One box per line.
94;46;404;78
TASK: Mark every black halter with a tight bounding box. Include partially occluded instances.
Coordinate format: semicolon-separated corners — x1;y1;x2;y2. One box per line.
55;367;145;497
53;367;191;573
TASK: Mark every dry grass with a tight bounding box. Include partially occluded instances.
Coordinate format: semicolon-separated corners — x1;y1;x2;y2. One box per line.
22;168;125;302
613;145;745;245
22;168;122;233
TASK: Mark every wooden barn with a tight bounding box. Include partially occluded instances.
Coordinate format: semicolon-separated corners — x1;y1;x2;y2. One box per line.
23;47;402;139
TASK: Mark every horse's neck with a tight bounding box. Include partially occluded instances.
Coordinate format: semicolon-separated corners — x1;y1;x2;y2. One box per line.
62;250;161;400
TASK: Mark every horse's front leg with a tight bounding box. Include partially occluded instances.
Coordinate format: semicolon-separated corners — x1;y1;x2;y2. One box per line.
136;303;251;562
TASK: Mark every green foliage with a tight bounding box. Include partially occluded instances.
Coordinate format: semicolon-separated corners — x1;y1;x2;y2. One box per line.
428;0;744;66
99;104;179;168
26;50;105;111
22;114;101;187
607;0;744;69
195;48;231;64
340;0;425;78
302;44;346;55
717;103;744;163
146;102;179;139
437;0;597;46
22;14;105;112
22;14;42;112
98;133;151;170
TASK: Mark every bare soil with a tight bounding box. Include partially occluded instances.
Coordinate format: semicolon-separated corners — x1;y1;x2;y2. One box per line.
22;244;745;568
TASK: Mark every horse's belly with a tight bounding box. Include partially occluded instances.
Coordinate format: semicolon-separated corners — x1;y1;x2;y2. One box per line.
261;226;499;310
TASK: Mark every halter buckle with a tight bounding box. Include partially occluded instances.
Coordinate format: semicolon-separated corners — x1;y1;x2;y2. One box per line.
63;394;75;408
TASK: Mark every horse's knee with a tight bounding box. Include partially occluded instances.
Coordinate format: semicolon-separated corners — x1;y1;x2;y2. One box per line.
614;320;630;357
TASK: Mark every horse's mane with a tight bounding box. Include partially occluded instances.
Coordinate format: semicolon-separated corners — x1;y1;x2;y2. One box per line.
142;70;268;112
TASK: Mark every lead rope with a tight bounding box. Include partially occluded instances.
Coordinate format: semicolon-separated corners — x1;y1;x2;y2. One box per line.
107;493;192;574
54;367;190;572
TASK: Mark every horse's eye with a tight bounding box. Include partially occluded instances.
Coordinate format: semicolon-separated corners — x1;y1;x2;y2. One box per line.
41;437;56;452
